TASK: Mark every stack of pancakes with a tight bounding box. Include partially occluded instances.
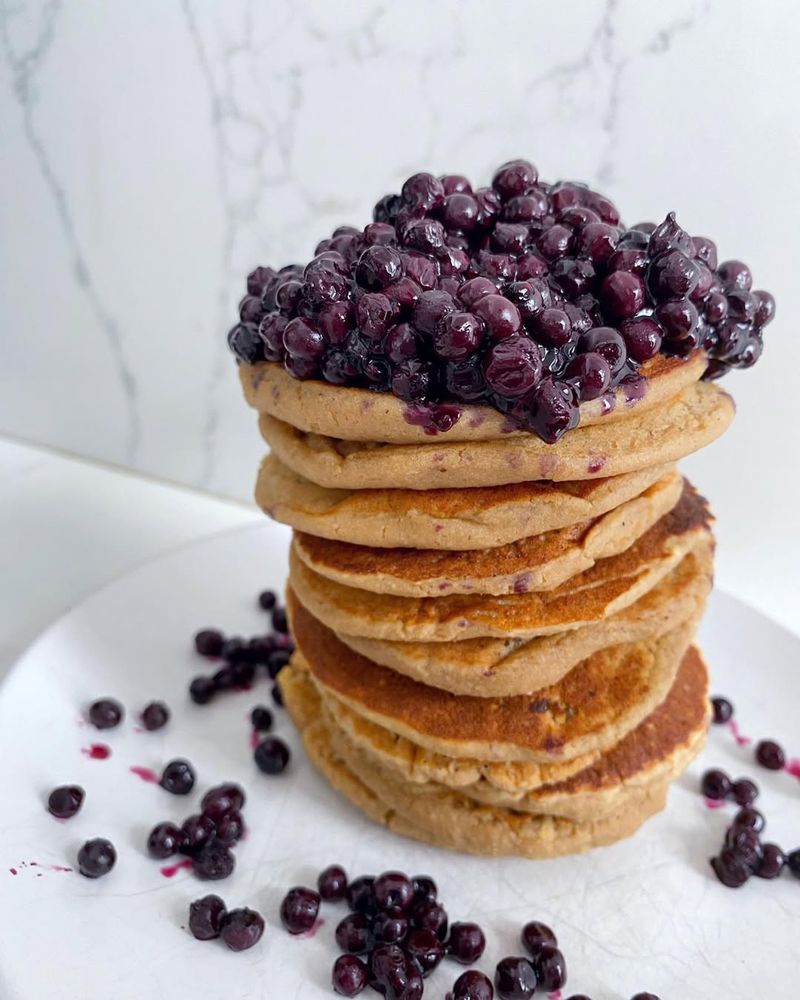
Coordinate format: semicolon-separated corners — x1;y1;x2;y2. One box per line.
239;350;734;857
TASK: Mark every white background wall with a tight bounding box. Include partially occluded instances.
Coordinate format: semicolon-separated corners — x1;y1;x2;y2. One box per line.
1;0;798;617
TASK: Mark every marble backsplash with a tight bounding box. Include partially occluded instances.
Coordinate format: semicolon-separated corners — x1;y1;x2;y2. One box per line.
1;0;797;519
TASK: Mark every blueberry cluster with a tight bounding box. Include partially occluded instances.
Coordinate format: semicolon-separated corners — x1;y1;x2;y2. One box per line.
189;588;293;713
227;160;775;442
189;893;265;952
147;781;247;881
277;867;486;998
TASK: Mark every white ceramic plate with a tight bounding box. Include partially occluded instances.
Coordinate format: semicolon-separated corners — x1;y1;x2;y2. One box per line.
1;523;798;1000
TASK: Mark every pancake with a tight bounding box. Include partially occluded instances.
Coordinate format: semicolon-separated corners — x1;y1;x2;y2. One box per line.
292;470;683;597
288;483;712;643
241;351;707;444
299;709;671;859
456;646;709;818
287;590;698;763
335;542;713;696
283;655;603;791
256;453;676;551
259;380;734;490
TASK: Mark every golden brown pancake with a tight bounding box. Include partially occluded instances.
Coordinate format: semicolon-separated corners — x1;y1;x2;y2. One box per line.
297;705;672;859
335;542;713;696
287;590;698;763
259;381;734;490
288;483;712;642
292;471;682;596
241;351;707;443
257;453;676;550
283;655;604;791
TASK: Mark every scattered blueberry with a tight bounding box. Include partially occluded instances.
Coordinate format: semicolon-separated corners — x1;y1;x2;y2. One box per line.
250;705;273;732
147;821;185;859
318;864;349;902
449;969;495;1000
332;954;369;996
494;955;537;1000
710;696;733;724
77;838;116;879
531;943;568;991
281;886;321;934
336;912;372;954
447;921;486;964
194;629;224;657
520;920;556;956
189;676;216;705
189;894;227;940
181;814;217;855
406;927;445;976
141;701;170;731
47;785;84;819
88;698;124;730
220;907;264;951
755;843;786;879
755;739;786;771
701;768;731;801
258;590;277;610
731;778;759;806
254;736;290;774
201;782;246;822
160;758;196;795
192;840;235;881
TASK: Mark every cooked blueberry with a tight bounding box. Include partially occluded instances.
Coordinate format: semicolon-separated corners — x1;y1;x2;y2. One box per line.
755;739;786;771
147;821;185;859
318;864;348;902
88;698;123;730
47;785;84;819
711;848;750;888
755;843;785;879
194;629;225;656
160;759;195;795
141;701;169;731
711;696;733;724
531;943;567;991
731;778;759;806
333;954;369;996
447;921;486;964
336;912;373;954
405;927;445;975
372;907;409;944
494;956;537;1000
701;768;731;801
189;894;227;940
220;907;264;951
450;969;495;1000
77;838;116;879
192;840;235;881
254;736;290;774
281;886;321;934
201;782;245;821
412;899;449;940
733;806;765;833
520;920;556;956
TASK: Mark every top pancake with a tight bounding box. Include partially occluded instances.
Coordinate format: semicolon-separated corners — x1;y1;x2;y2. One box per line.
292;469;682;597
259;380;734;490
256;453;675;550
241;351;707;444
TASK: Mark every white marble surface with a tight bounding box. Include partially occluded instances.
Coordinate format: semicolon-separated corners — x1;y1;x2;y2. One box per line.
1;2;798;627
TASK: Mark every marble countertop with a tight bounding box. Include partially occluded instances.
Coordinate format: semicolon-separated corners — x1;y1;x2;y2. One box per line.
1;434;797;685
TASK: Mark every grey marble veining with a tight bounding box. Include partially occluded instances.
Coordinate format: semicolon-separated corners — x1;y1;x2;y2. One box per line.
0;0;797;516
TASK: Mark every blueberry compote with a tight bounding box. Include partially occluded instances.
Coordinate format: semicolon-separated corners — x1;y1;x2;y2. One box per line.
228;161;775;442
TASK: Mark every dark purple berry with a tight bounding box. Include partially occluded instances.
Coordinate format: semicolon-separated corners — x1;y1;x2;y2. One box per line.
443;193;479;231
258;589;277;610
534;308;572;347
160;758;195;795
268;648;291;678
434;311;485;361
525;377;579;443
710;696;733;724
251;705;273;732
733;806;765;833
189;894;228;940
731;778;759;806
724;825;762;871
141;701;169;731
391;359;436;402
620;317;662;362
414;290;456;335
215;811;244;846
483;337;542;398
47;785;84;819
318;864;348;902
718;259;752;291
447;921;486;964
520;920;557;956
374;871;414;912
755;843;785;879
538;224;574;260
630;995;661;1000
284;317;326;360
787;849;800;879
492;159;537;199
576;222;619;265
655;300;698;342
412;900;448;940
189;676;215;705
459;277;498;308
254;736;290;774
337;912;373;954
494;956;537;1000
531;943;567;991
88;698;123;730
147;821;185;859
220;907;264;951
201;782;245;822
566;351;611;401
755;739;785;771
228;323;263;363
412;876;437;905
711;848;750;888
333;954;369;996
701;768;731;801
648;250;699;299
192;840;235;881
450;969;495;1000
271;606;288;633
347;875;376;914
649;212;694;256
405;927;445;976
600;270;644;319
77;838;116;879
579;327;627;376
281;886;320;934
194;629;224;656
271;682;284;708
247;265;275;296
753;290;775;327
402;172;445;212
372;908;409;944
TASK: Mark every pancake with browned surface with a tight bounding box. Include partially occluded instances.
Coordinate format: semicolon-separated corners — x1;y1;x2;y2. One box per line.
457;645;709;818
287;590;697;763
282;655;602;791
241;352;706;444
259;381;734;490
298;706;671;859
337;542;713;696
257;454;675;550
293;471;682;597
288;483;712;642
